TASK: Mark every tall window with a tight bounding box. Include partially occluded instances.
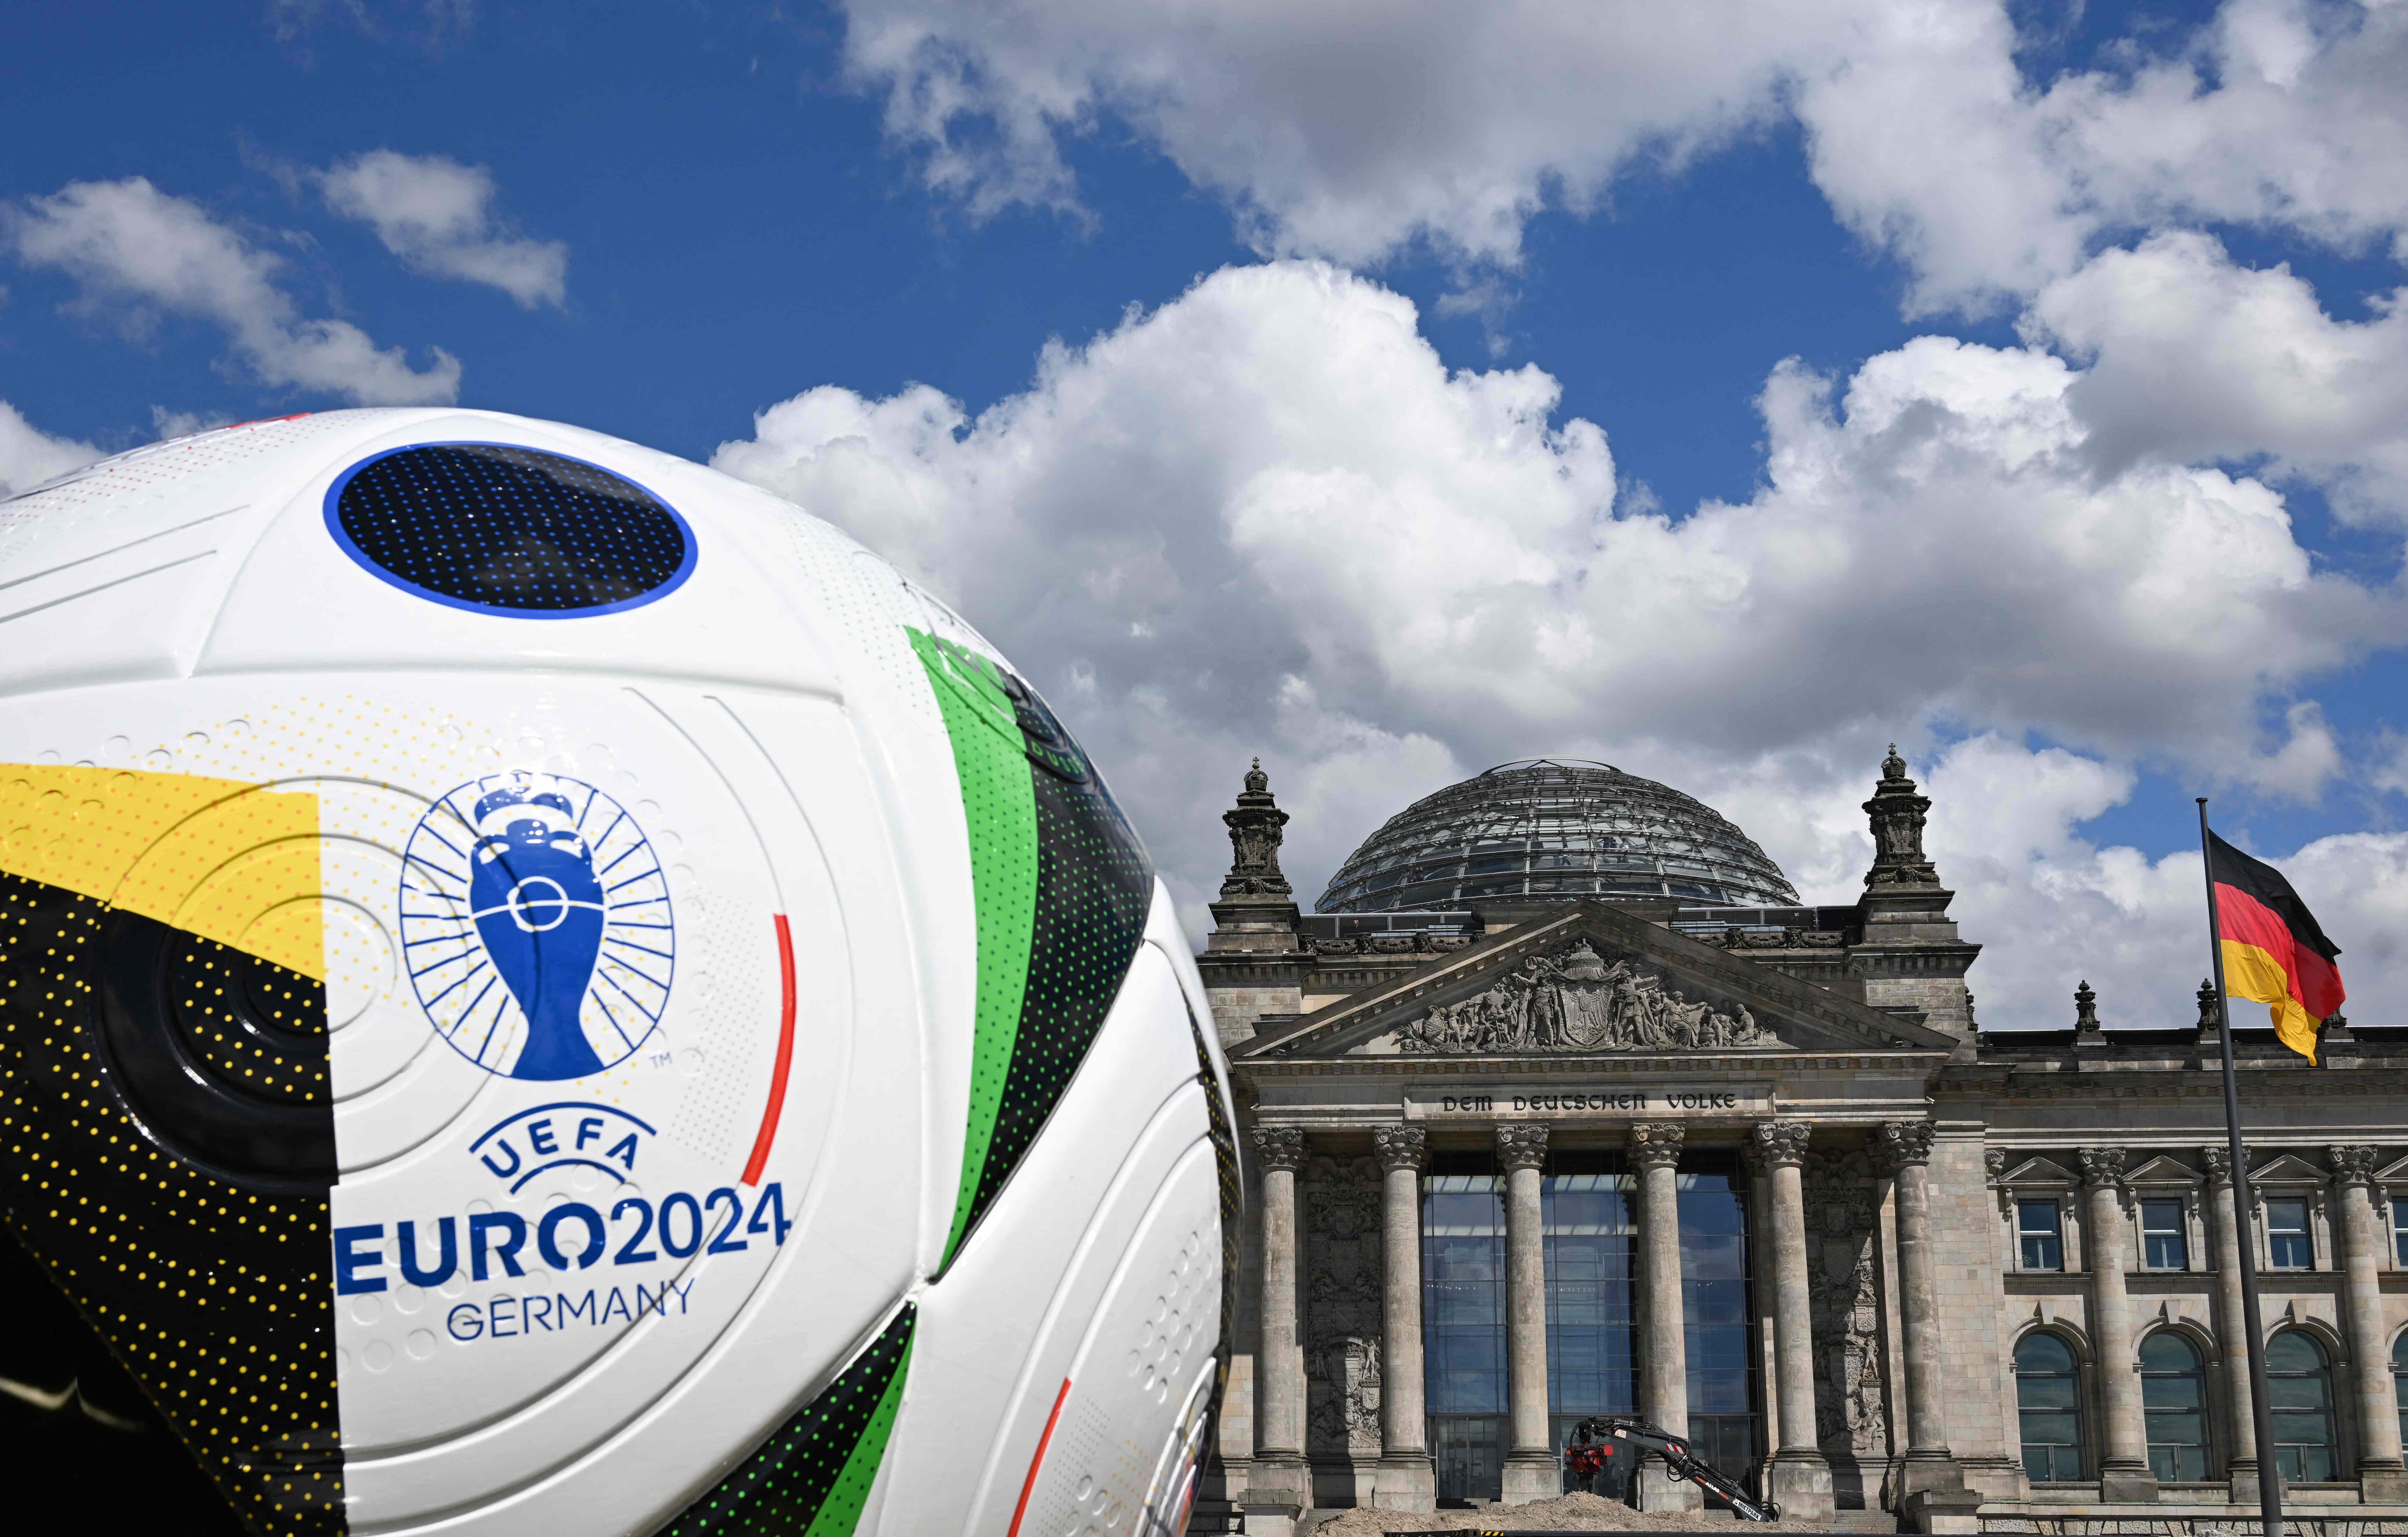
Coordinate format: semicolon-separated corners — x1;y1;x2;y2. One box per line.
2019;1199;2064;1271
1424;1154;1506;1503
2393;1198;2407;1265
1680;1167;1757;1480
2394;1333;2408;1426
2266;1199;2313;1269
2266;1330;2338;1482
1544;1153;1635;1499
2140;1333;2211;1480
2140;1200;2188;1270
2015;1332;2085;1482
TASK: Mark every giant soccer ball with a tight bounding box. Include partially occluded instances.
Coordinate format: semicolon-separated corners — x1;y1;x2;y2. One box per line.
0;410;1237;1535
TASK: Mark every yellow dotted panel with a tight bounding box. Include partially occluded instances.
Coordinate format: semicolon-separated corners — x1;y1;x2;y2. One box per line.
0;872;341;1532
0;767;322;980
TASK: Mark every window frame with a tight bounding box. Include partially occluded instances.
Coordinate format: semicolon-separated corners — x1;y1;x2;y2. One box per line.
2265;1328;2343;1484
2013;1329;2088;1485
2138;1197;2190;1273
2138;1329;2215;1482
2018;1197;2067;1273
2263;1196;2316;1272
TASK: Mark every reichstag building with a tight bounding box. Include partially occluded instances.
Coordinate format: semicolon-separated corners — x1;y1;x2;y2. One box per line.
1192;754;2407;1535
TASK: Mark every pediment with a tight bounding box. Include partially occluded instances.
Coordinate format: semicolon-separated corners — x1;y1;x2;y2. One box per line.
1998;1156;2078;1187
2377;1153;2408;1185
2248;1153;2327;1186
1236;899;1956;1060
2125;1154;2201;1186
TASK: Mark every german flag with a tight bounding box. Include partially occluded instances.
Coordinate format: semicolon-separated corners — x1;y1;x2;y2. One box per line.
2208;830;2344;1062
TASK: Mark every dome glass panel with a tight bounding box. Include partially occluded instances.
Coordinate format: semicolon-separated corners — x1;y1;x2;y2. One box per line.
1315;758;1798;913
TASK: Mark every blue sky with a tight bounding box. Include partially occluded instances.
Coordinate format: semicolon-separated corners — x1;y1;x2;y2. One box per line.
5;0;2407;1029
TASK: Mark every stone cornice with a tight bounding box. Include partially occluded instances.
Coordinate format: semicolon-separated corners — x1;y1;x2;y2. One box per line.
1232;1048;1948;1079
1234;898;1959;1060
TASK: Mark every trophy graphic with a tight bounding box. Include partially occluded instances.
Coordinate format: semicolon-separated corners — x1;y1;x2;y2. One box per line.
469;780;609;1080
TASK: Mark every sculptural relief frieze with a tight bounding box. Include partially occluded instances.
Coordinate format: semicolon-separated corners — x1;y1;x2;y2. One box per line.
1392;940;1778;1053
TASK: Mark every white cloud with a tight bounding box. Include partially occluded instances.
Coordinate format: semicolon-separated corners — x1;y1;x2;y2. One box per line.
3;177;460;406
1916;732;2408;1032
311;150;568;308
2024;230;2408;514
0;400;101;498
835;0;2408;308
838;0;1860;266
715;261;2407;944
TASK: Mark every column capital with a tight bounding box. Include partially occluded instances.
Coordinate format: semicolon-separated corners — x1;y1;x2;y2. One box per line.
2201;1144;2239;1184
1374;1124;1429;1172
1628;1121;1684;1171
1753;1120;1812;1168
1878;1121;1937;1171
1251;1124;1307;1171
2330;1144;2379;1186
1496;1123;1549;1172
2078;1145;2127;1189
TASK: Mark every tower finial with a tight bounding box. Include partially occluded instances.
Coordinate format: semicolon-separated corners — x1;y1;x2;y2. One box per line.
1863;742;1937;887
1223;756;1290;898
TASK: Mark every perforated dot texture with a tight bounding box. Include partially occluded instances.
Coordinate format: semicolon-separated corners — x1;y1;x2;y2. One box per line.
333;444;688;613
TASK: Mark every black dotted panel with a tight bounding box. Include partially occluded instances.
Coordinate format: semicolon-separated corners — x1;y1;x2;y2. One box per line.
336;444;687;612
0;873;342;1536
959;704;1152;1246
662;1303;916;1536
170;942;330;1105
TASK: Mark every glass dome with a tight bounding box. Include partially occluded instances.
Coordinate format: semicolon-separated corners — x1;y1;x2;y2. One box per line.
1315;758;1799;913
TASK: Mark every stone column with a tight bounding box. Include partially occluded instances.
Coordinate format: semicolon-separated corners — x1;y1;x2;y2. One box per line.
2201;1146;2262;1504
2330;1146;2408;1499
1250;1125;1310;1510
1756;1121;1835;1520
1498;1124;1558;1506
1372;1125;1435;1511
1632;1122;1702;1510
2079;1147;2157;1502
1880;1121;1966;1503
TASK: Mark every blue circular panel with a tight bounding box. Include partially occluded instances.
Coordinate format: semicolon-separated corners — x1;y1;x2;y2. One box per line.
326;442;695;616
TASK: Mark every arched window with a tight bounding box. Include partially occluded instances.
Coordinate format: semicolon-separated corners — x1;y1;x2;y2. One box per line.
2140;1333;2211;1480
2015;1332;2085;1482
2394;1334;2408;1424
2267;1330;2338;1482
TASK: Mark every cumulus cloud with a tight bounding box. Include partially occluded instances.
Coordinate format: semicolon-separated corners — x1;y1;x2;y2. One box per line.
3;177;460;406
714;261;2408;982
310;150;568;308
2023;230;2408;513
1912;734;2408;1032
835;0;2408;307
0;401;101;498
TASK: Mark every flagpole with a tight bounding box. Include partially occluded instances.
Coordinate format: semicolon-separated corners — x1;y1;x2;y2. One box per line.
2200;797;2283;1537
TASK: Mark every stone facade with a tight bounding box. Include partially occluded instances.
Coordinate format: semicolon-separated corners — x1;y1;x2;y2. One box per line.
1190;756;2408;1537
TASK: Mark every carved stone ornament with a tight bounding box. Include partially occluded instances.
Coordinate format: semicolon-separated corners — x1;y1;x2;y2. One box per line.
2329;1145;2379;1184
1629;1121;1685;1171
2200;1145;2235;1182
1496;1123;1550;1172
1396;939;1778;1054
2077;1146;2127;1189
1804;1147;1890;1457
1373;1124;1428;1172
1219;757;1294;899
1879;1121;1937;1170
1252;1124;1307;1171
1862;744;1940;887
1302;1154;1383;1456
1754;1120;1812;1167
1984;1146;2007;1181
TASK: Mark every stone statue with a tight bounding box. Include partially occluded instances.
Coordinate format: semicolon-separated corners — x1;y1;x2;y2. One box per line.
1219;757;1293;898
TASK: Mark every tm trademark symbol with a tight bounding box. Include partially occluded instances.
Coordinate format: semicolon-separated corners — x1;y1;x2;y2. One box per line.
651;1052;673;1068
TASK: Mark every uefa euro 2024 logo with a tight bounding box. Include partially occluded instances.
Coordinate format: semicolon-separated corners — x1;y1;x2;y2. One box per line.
401;773;676;1080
